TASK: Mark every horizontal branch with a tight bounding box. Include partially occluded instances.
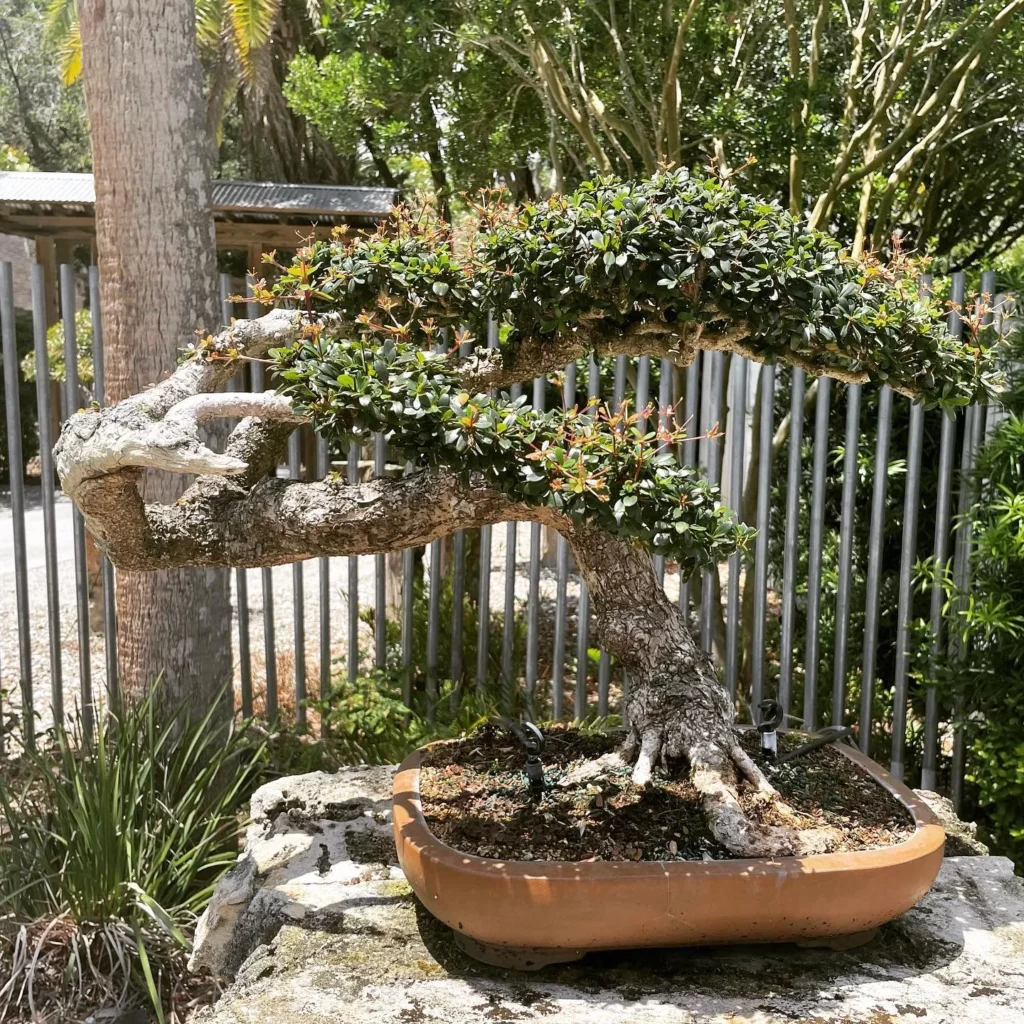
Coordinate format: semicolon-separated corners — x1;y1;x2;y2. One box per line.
74;466;540;572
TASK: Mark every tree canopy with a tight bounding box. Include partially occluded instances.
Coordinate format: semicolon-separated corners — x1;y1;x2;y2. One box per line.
281;0;1024;263
264;172;998;403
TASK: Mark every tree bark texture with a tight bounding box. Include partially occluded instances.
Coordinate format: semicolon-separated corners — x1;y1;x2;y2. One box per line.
78;0;232;719
55;310;836;857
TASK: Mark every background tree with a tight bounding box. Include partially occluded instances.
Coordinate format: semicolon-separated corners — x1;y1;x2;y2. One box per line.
46;0;353;182
54;173;994;856
282;0;1024;260
0;0;89;171
76;0;233;718
282;0;549;201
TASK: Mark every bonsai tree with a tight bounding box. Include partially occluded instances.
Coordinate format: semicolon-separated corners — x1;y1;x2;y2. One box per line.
54;172;995;858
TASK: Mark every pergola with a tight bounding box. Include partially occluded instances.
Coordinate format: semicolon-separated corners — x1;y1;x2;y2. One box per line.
0;171;398;322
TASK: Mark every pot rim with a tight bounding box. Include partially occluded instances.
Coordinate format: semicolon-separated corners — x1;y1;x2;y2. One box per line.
393;733;945;880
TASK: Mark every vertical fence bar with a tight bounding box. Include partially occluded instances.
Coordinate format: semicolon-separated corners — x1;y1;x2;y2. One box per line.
374;434;388;670
289;433;307;727
578;357;599;717
1;264;31;749
725;357;748;700
450;529;467;689
347;443;361;688
750;365;775;714
501;384;522;706
949;270;992;807
635;355;651;432
426;533;441;720
551;362;575;719
699;353;724;652
803;377;831;731
501;518;518;705
476;521;492;690
778;368;806;718
247;284;277;719
922;410;956;790
653;358;673;585
61;264;93;737
475;317;498;690
923;272;967;788
401;506;416;708
890;276;932;778
858;385;894;753
222;274;252;718
448;334;473;692
89;267;118;708
525;377;544;708
832;384;861;725
890;401;924;779
318;438;332;708
680;355;701;619
950;402;983;809
30;266;63;730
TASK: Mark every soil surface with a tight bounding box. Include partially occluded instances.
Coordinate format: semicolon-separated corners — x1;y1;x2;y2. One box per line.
419;726;915;862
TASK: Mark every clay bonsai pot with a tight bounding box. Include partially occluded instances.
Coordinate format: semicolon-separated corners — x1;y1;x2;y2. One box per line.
392;739;945;967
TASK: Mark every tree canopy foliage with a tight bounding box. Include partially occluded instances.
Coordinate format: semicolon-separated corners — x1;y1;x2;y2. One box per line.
282;0;1024;263
265;172;998;403
255;173;999;570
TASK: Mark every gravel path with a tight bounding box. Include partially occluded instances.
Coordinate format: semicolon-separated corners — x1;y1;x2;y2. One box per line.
1;485;689;740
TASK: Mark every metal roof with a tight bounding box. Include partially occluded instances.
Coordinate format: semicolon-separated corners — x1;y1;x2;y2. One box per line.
0;172;397;218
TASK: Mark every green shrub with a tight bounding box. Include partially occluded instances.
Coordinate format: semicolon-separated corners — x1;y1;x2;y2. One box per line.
20;307;94;386
0;690;265;1022
0;307;39;482
916;390;1024;863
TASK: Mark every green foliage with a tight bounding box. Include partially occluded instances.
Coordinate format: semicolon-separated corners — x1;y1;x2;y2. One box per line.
0;690;265;1020
282;0;546;196
914;366;1024;863
270;173;997;407
267;671;502;774
0;0;90;172
20;307;94;386
273;333;748;573
0;307;40;482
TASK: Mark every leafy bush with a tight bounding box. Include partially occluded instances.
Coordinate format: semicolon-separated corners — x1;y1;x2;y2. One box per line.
265;670;504;775
0;691;265;1022
20;307;94;386
0;307;38;482
949;414;1024;862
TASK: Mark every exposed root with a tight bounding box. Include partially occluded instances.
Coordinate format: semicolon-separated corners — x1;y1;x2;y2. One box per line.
691;741;839;857
621;723;839;859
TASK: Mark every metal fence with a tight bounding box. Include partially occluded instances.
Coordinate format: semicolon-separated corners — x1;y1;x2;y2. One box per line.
0;260;1013;805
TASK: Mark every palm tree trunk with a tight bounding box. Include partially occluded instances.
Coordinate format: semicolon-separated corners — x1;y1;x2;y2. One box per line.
78;0;232;721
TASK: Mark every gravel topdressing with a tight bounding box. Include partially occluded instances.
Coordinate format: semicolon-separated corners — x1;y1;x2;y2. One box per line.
419;726;916;862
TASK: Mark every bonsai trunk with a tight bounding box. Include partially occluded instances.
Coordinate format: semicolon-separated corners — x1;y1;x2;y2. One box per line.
562;521;835;858
53;311;835;861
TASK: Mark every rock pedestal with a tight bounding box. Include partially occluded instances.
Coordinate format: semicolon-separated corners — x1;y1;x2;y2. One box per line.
191;766;1024;1024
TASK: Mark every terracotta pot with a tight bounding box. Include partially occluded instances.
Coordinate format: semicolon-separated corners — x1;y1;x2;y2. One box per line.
393;740;945;965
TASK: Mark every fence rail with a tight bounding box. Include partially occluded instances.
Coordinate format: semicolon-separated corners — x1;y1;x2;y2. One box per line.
0;260;1014;805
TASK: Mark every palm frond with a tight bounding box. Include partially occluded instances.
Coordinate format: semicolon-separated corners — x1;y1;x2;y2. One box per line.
226;0;281;83
44;0;82;85
195;0;226;51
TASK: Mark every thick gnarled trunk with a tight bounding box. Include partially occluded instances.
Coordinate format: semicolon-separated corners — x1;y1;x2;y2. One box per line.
78;0;232;719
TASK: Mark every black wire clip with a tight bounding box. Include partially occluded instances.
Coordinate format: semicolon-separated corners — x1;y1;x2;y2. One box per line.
757;698;784;761
499;718;546;799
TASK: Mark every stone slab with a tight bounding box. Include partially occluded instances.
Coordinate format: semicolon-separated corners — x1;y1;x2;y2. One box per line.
190;766;1024;1024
